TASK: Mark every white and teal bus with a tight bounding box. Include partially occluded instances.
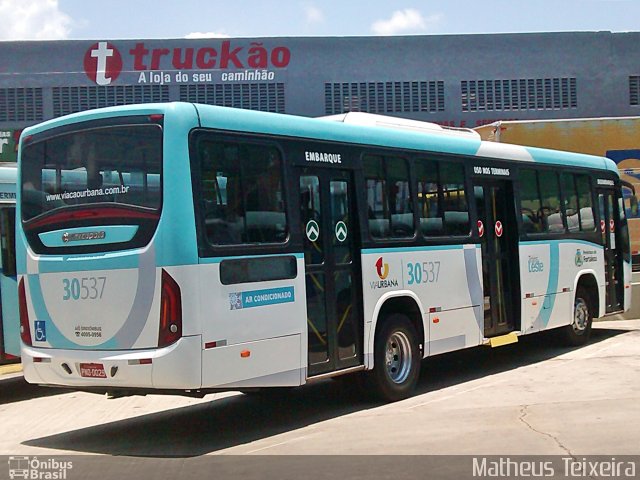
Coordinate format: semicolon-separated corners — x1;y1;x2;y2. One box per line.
0;163;19;363
16;104;631;401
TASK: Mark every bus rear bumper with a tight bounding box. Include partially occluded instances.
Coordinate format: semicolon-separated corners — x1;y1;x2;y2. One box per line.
21;335;202;391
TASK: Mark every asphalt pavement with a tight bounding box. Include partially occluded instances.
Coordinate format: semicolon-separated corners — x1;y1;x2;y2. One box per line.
1;319;639;457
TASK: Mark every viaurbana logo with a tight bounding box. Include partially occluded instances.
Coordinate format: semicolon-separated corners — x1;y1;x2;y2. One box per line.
375;256;389;280
370;256;398;289
8;456;73;479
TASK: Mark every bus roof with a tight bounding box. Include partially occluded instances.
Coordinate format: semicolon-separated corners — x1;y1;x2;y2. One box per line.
20;102;619;176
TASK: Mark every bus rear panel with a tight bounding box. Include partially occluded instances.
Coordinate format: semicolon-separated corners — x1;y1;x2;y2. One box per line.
19;105;206;391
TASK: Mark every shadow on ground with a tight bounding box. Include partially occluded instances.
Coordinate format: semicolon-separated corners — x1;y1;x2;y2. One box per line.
1;375;68;404
23;327;628;457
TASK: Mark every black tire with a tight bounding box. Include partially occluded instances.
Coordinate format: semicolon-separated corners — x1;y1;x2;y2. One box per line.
560;287;593;346
366;314;421;402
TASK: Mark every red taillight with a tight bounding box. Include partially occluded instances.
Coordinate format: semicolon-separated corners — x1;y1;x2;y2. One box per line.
158;269;182;347
18;278;32;346
25;207;159;230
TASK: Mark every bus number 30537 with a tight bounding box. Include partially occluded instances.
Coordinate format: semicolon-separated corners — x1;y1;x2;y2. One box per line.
62;277;107;301
406;261;441;285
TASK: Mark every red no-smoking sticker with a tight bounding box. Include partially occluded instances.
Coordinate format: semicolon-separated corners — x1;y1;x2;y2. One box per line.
600;219;606;233
477;220;484;237
495;220;503;238
609;218;615;232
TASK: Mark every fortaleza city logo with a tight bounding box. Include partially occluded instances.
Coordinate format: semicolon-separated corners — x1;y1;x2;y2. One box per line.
371;257;398;289
83;41;291;86
574;248;598;267
7;456;73;479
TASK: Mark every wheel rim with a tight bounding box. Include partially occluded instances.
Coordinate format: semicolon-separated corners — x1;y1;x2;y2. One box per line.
573;297;590;334
385;331;412;384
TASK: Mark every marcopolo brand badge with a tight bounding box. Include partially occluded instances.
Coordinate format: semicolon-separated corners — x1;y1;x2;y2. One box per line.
62;231;106;243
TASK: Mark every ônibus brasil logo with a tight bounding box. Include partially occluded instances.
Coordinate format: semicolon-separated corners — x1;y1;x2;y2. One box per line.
371;257;398;289
84;42;123;86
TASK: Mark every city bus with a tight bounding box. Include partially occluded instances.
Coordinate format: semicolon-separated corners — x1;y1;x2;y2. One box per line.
0;163;19;363
475;117;640;268
16;103;631;401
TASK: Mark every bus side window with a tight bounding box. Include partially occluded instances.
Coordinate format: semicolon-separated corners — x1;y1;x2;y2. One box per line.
363;154;412;239
576;174;595;231
538;170;563;233
363;155;389;238
562;173;595;233
562;173;581;233
440;162;469;236
519;168;544;234
618;190;631;262
197;138;287;246
416;159;469;237
243;145;287;243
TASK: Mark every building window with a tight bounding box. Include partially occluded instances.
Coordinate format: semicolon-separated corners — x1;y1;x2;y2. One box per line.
461;78;577;112
0;88;44;122
180;83;285;113
630;76;640;106
324;81;445;115
52;85;169;117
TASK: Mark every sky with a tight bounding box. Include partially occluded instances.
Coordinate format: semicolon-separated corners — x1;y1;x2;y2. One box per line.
0;0;638;41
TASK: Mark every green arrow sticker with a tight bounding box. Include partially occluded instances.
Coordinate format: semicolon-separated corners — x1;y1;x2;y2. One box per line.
306;220;320;242
335;221;348;242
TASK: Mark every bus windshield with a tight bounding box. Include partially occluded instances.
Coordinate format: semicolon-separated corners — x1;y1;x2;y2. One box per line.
21;124;162;223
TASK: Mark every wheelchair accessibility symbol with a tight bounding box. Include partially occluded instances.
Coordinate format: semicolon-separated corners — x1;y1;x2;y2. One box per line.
34;321;46;342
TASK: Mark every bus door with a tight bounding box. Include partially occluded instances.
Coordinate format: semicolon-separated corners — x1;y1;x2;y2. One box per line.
598;188;624;312
473;179;520;337
298;168;363;376
0;206;18;360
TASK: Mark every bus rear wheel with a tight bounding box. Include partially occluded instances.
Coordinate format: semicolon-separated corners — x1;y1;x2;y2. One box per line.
367;314;420;402
561;287;593;346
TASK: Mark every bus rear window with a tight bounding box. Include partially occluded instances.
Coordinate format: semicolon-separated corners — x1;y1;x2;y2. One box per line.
21;124;162;223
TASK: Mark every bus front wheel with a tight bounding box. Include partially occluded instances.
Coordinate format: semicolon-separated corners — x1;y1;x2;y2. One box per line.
367;314;420;402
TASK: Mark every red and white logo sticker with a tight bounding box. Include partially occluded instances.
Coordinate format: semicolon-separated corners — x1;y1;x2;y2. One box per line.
477;220;484;238
609;218;615;233
600;219;606;233
84;42;123;86
495;220;503;238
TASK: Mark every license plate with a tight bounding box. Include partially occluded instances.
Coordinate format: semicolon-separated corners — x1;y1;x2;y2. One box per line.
79;363;107;378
